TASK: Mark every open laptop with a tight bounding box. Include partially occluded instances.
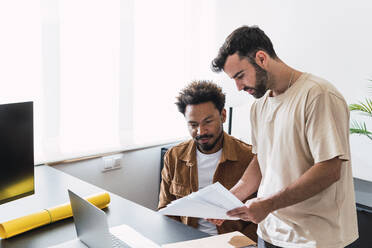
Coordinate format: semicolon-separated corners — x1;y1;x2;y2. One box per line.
68;190;130;248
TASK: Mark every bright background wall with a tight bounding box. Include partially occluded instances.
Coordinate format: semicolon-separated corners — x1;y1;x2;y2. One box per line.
53;0;372;210
215;0;372;182
0;0;219;164
0;1;371;209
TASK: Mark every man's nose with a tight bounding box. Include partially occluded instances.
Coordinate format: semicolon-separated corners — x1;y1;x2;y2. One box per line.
235;80;244;91
197;125;207;136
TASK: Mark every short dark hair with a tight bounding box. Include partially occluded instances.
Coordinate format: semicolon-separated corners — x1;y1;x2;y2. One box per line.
211;25;278;72
176;80;225;115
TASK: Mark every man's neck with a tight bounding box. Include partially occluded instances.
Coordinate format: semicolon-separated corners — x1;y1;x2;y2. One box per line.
269;64;301;97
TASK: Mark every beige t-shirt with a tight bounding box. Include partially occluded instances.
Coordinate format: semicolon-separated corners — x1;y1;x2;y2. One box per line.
251;73;358;248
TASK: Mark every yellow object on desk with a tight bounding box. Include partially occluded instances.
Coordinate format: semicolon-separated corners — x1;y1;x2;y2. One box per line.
0;192;110;239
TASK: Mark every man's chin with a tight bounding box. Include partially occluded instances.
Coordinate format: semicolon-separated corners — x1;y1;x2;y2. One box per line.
252;89;267;99
252;93;263;99
197;143;214;152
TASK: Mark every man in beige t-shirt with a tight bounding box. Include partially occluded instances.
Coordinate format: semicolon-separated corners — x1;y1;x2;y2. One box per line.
210;25;358;248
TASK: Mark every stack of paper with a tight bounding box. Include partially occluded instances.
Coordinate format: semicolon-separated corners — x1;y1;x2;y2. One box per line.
158;182;243;220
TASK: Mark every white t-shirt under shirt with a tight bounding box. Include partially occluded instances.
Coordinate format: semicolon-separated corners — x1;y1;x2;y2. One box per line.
250;73;358;248
196;148;222;235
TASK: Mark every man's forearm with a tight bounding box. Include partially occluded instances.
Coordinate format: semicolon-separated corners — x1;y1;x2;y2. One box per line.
230;155;262;201
264;157;342;212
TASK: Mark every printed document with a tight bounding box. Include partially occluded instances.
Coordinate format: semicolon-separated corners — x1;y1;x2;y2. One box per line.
158;182;244;220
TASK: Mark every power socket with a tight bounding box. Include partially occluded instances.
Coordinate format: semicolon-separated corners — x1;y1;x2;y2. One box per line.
101;155;123;172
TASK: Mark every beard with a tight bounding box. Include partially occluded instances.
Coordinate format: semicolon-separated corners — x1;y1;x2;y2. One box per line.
244;61;270;99
195;128;224;152
253;65;269;98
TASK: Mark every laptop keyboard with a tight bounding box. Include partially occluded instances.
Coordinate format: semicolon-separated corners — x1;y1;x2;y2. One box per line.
110;233;131;248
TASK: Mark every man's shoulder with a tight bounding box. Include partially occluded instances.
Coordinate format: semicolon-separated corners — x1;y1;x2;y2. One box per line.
226;134;252;151
224;134;254;163
302;73;345;101
166;139;193;157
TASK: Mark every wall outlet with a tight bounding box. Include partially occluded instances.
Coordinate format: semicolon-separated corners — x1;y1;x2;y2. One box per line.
101;155;123;172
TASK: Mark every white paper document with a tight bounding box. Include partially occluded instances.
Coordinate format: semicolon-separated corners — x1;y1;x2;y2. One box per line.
158;182;244;220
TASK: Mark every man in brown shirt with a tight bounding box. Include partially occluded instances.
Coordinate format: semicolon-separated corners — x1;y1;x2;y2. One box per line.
158;80;257;241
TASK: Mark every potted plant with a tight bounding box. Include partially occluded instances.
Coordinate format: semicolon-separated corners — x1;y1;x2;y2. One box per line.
349;81;372;140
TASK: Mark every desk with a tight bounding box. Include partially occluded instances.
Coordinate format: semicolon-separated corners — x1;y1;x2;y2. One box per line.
0;166;208;248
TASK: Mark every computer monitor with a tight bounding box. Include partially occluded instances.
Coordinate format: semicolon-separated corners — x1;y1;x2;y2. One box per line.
0;102;34;205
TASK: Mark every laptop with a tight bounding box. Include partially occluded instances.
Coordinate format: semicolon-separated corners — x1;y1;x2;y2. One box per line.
68;189;130;248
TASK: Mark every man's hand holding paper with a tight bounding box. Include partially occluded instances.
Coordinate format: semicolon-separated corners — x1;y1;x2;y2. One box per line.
226;197;272;224
158;182;244;220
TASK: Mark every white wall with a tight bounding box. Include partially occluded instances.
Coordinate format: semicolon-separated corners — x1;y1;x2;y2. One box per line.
52;142;179;210
214;0;372;182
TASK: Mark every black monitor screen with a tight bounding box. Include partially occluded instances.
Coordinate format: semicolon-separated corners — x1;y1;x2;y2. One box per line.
0;102;34;205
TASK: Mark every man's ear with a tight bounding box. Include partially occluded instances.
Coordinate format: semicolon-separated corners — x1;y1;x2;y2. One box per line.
255;50;269;69
221;108;227;123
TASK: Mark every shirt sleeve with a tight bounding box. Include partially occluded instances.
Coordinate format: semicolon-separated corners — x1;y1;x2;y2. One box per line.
305;91;350;164
158;151;176;209
157;151;183;223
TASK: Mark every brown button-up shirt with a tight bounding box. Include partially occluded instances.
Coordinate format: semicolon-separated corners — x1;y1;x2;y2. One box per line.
158;132;257;241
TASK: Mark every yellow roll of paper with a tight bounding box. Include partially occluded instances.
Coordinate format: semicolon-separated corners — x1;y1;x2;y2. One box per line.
0;192;110;239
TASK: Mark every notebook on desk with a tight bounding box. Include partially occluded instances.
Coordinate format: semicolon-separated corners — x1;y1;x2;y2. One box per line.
49;190;160;248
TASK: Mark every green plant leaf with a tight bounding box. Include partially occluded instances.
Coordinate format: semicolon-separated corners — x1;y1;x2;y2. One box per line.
350;120;372;140
349;79;372;141
349;99;372;117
